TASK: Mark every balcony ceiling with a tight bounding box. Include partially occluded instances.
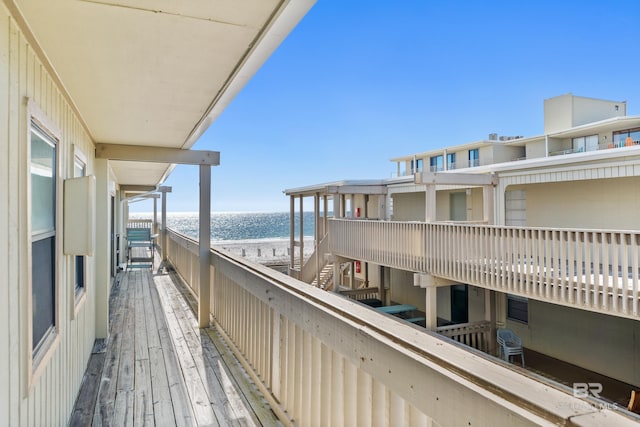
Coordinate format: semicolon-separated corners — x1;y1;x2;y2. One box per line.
13;0;314;187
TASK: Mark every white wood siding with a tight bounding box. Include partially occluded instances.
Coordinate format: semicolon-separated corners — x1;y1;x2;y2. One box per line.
1;6;97;426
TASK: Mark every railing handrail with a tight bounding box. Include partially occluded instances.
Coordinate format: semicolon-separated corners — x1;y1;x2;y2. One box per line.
436;320;491;334
329;217;640;236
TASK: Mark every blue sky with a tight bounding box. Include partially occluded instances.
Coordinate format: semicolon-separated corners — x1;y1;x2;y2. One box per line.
131;0;640;213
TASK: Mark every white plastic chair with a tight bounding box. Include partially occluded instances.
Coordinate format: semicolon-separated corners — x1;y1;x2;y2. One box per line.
497;328;525;367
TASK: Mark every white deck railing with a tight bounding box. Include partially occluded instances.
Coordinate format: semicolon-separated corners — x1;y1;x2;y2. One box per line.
436;320;492;353
161;227;635;426
329;219;640;320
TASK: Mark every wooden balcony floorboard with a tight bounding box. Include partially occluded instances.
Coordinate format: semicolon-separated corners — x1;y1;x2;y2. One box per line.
70;261;280;427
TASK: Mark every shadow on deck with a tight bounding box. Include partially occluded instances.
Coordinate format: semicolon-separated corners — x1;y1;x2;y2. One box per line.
70;262;281;426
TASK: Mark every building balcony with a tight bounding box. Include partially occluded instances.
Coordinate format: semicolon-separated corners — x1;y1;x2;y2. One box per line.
72;225;637;426
328;218;640;322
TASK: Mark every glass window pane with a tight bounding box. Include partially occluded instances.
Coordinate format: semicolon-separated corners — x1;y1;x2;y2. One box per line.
31;126;56;235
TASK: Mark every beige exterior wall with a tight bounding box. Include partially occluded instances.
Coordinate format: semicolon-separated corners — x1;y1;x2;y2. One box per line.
544;94;573;133
391;192;425;221
525;139;547;159
510;177;640;229
507;300;640;387
478;145;493;167
390;269;426;311
435;188;483;222
544;94;626;133
492;145;525;163
1;6;98;426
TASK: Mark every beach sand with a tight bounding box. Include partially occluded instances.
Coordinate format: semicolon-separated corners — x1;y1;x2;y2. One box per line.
212;237;315;266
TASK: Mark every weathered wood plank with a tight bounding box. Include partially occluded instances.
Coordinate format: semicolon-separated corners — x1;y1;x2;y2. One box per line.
154;276;220;426
134;272;154;426
166;270;280;426
68;352;106;427
93;273;129;425
142;270;177;427
149;275;197;427
158;276;247;427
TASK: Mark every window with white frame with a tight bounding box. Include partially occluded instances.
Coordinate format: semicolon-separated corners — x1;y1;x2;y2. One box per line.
572;134;598;153
30;121;58;361
468;148;479;167
411;158;423;173
429;155;443;172
447;152;456;170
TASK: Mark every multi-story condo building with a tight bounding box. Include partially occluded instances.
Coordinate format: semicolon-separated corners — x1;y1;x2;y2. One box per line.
285;93;640;414
3;0;639;424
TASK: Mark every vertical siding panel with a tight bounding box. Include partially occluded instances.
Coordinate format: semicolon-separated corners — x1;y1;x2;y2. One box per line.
3;11;97;427
0;6;11;426
9;18;27;427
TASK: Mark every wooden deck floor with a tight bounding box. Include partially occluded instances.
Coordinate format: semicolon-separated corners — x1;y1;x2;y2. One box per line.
70;265;281;427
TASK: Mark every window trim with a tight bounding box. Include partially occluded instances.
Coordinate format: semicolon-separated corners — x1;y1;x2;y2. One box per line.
468;148;480;167
72;145;88;317
26;99;62;394
506;294;529;325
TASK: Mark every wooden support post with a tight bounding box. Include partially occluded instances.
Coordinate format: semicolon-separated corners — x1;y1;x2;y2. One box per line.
425;285;437;331
160;188;169;263
483;184;494;225
289;196;295;270
153;196;158;236
198;164;211;328
94;158;110;339
315;193;320;286
426;185;436;223
299;196;304;267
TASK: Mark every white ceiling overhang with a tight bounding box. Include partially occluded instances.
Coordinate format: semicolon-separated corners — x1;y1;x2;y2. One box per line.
13;0;315;187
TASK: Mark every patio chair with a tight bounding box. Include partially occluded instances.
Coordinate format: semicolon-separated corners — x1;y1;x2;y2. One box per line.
497;328;525;367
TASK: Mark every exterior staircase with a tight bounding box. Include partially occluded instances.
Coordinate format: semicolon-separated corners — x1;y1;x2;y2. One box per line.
311;262;334;289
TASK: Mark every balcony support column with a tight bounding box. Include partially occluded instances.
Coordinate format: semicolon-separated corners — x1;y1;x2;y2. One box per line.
425;285;437;331
289;196;295;270
314;192;320;286
94;158;110;339
299;196;304;267
495;292;506;330
153;196;158;236
159;186;171;265
485;290;497;355
425;184;436;222
198;164;211;328
483;185;494;224
333;194;342;218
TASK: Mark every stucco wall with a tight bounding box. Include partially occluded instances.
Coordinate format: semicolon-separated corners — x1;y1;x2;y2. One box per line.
507;300;640;387
511;177;640;230
391;192;425;221
390;269;425;311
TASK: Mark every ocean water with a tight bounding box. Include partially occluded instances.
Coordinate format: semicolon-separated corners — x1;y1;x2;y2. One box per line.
131;211;316;243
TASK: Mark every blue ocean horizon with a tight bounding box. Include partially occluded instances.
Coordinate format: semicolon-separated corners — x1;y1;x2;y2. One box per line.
130;211;317;243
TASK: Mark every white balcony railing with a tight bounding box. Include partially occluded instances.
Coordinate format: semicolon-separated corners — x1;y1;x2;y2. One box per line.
160;227;635;426
329;219;640;320
436;320;492;353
